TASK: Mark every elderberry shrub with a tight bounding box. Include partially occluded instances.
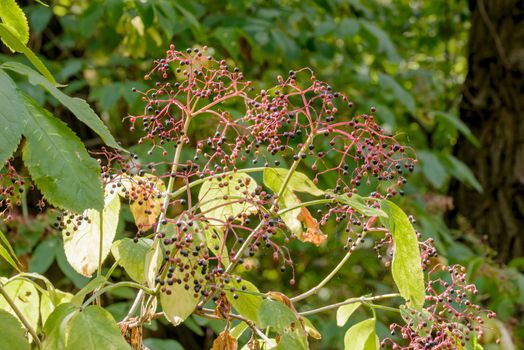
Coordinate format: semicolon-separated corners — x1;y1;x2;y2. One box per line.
85;45;494;348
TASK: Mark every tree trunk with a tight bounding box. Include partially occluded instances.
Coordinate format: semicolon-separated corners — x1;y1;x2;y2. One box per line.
450;0;524;262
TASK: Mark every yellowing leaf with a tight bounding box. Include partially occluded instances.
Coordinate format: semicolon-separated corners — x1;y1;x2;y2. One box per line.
62;191;120;277
160;280;200;326
198;173;258;223
336;301;361;327
211;331;238;350
0;279;40;336
264;168;326;244
118;174;165;230
344;318;377;350
264;168;324;196
0;0;29;49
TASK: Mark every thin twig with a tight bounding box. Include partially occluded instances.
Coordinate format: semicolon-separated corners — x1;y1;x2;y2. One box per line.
298;293;401;316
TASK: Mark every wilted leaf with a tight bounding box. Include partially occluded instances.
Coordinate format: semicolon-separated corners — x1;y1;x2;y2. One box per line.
62;191;120;277
301;316;322;339
297;207;326;246
211;331;238;350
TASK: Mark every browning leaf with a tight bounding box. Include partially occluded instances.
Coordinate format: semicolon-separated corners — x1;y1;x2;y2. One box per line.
211;331;238;350
297;207;327;246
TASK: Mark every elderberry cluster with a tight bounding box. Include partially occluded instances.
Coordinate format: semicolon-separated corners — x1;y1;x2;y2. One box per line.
383;264;496;349
98;45;420;313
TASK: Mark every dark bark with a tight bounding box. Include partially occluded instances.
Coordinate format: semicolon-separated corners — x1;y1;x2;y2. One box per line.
450;0;524;262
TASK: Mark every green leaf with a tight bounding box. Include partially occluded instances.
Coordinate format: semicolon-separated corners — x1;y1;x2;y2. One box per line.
198;173;258;223
440;154;483;193
263;168;324;196
42;303;77;350
0;279;40;334
0;0;29;47
0;229;21;271
111;238;152;284
417;150;448;189
40;288;74;326
62;191;120;277
22;96;104;213
359;20;400;63
29;236;59;274
258;298;296;330
274;330;308;350
336;301;361;327
70;275;106;307
434;111;480;147
0;28;56;84
2;62;122;150
0;69;27;166
142;339;184;350
213;27;243;60
0;309;30;350
380;200;425;310
377;72;415;114
343;318;377;350
225;278;263;324
65;305;130;350
335;194;388;218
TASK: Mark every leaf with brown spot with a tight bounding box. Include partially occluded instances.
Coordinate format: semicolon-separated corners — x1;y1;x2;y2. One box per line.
211;331;238;350
297;207;327;246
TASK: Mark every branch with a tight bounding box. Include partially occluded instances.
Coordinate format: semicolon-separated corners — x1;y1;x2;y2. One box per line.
291;222;374;302
298;293;401;316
